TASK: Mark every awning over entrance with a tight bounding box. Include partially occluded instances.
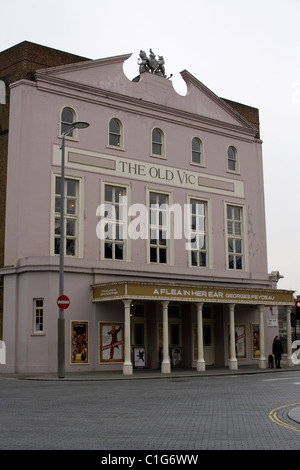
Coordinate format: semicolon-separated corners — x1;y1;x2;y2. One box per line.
92;281;294;306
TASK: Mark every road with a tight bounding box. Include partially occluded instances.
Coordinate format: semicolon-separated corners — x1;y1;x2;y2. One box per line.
1;370;300;452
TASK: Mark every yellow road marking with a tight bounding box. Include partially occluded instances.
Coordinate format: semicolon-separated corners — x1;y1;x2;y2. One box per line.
269;403;300;432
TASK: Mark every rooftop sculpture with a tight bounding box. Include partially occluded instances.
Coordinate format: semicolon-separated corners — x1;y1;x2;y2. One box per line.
138;49;169;78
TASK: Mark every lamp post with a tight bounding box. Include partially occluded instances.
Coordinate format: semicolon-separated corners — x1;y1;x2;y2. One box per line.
58;120;89;378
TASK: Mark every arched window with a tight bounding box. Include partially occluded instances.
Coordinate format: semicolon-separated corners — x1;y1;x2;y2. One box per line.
109;118;123;147
191;137;203;164
227;146;238;172
152;128;164;157
61;107;76;137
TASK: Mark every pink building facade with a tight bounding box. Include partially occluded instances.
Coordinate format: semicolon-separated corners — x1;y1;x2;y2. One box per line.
1;51;294;374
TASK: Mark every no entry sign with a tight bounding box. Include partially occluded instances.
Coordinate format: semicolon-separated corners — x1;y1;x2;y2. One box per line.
57;295;70;309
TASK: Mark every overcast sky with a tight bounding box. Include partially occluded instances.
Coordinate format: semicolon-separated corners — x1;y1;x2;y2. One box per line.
1;0;300;294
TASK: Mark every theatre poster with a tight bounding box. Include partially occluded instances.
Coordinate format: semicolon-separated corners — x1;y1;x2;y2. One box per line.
71;321;88;364
99;322;124;363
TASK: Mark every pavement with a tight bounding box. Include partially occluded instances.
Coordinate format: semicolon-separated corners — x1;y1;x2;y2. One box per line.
15;364;296;380
2;363;300;425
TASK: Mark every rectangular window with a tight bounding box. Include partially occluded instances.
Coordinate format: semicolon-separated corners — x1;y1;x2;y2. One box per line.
103;185;126;260
187;199;208;267
226;205;244;270
54;177;79;257
33;299;44;333
149;192;169;264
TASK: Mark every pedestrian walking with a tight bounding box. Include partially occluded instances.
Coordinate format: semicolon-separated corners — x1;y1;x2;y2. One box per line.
272;335;283;368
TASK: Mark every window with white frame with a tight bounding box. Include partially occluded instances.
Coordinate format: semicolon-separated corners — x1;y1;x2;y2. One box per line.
191;137;203;165
33;299;44;333
103;184;126;260
61;107;76;137
188;199;208;267
226;204;244;270
54;177;79;257
108;118;123;148
227;146;238;172
151;128;165;157
149;192;169;264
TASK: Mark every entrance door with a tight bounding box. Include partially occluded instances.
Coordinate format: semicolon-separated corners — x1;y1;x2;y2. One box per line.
203;321;214;365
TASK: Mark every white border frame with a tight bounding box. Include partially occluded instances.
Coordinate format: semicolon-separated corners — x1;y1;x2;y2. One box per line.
150;126;166;159
190;136;205;168
226;145;240;174
186;194;213;269
146;186;173;265
99;179;131;262
106;116;125;151
50;171;85;258
224;201;248;271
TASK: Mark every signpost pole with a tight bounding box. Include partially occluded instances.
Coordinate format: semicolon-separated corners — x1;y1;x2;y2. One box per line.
57;120;89;379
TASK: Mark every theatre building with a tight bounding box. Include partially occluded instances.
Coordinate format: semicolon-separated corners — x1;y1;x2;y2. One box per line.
0;43;294;375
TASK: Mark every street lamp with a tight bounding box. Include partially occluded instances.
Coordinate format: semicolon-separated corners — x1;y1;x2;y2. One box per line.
58;120;89;378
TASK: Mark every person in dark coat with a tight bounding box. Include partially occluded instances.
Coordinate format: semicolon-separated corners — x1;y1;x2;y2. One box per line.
272;336;283;368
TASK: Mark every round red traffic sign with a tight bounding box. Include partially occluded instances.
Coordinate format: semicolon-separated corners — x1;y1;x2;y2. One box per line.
57;295;70;309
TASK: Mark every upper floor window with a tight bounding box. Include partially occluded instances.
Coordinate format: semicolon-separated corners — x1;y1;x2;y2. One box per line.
61;107;76;137
103;184;126;260
108;118;123;148
151;128;165;158
226;204;244;270
227;146;238;173
188;199;208;267
149;192;169;264
191;137;203;165
54;176;80;257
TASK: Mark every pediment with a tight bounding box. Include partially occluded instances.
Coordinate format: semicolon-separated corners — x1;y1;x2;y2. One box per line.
35;54;258;135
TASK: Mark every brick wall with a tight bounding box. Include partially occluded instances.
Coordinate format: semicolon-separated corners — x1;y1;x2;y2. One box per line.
222;98;260;139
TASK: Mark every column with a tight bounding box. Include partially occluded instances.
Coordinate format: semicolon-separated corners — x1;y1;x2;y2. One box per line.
123;299;133;375
286;305;294;367
161;301;171;373
196;303;205;371
228;304;238;370
258;304;267;369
